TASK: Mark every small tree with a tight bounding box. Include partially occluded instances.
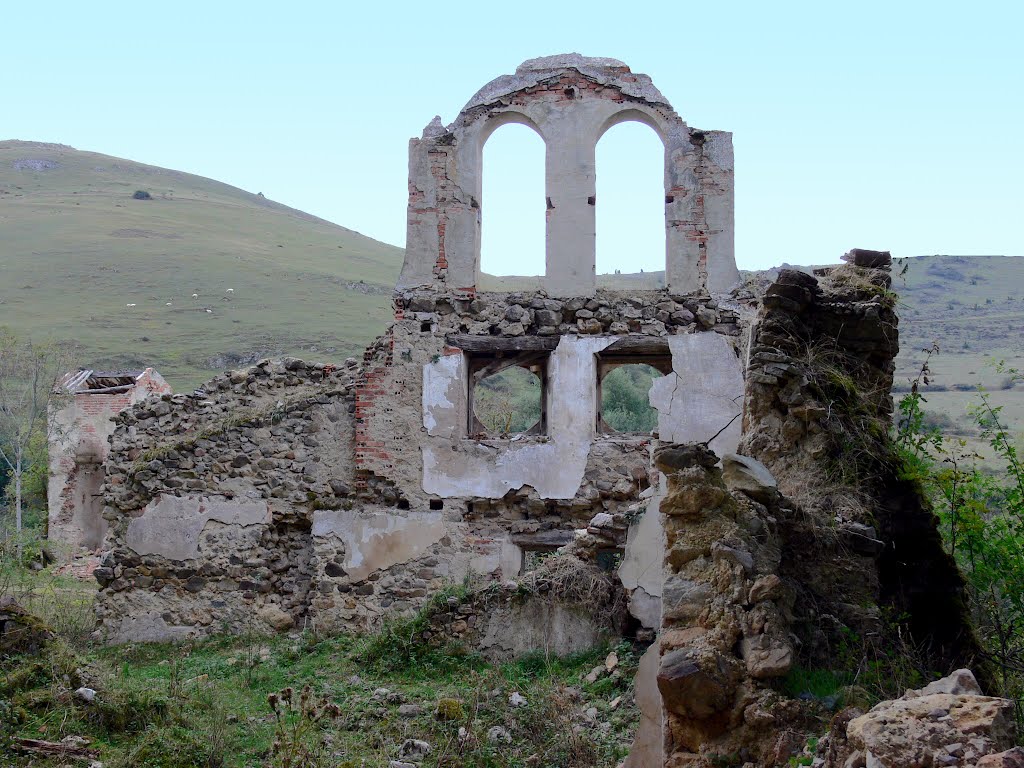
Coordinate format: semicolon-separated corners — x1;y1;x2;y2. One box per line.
0;329;71;560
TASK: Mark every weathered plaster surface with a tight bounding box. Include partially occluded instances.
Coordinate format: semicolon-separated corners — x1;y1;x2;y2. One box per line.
422;335;614;499
623;643;665;767
125;495;270;561
312;508;445;582
422;331;742;501
422;352;464;437
478;601;606;660
399;54;738;296
651;332;744;456
620;495;665;630
107;611;200;645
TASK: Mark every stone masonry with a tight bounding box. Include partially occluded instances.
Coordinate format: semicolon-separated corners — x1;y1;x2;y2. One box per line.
93;54;751;646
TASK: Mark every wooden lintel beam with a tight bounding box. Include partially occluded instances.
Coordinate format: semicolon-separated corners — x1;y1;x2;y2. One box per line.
602;336;672;356
510;530;575;549
446;335;560;353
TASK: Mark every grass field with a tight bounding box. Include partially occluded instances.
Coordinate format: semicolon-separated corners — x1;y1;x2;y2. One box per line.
0;141;402;390
891;254;1024;456
0;570;639;768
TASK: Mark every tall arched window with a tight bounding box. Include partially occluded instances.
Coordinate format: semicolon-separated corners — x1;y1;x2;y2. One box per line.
596;121;665;285
480;123;546;278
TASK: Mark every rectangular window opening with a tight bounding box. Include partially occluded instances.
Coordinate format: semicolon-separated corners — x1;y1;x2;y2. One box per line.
596;353;672;435
467;350;549;438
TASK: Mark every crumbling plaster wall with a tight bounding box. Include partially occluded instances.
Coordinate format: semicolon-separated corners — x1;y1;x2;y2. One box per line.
96;54;752;646
421;330;743;500
399;54;738;297
354;288;752;617
48;368;170;553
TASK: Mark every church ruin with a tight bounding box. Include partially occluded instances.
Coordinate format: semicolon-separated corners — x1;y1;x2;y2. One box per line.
75;55;981;767
93;54;749;644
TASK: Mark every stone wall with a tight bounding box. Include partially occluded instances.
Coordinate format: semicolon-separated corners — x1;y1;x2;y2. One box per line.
95;283;753;643
649;253;985;767
740;253;981;674
96;359;359;641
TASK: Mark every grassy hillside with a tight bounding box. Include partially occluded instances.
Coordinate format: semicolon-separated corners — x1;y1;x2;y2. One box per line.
0;141;402;390
892;254;1024;458
0;138;1019;438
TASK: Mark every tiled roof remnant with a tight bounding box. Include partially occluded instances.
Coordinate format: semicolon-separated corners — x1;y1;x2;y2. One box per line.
61;369;146;395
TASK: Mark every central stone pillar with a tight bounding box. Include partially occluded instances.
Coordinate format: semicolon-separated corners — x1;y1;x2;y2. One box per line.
545;124;596;296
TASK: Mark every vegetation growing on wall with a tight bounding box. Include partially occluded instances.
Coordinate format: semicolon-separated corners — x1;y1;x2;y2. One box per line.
0;569;641;768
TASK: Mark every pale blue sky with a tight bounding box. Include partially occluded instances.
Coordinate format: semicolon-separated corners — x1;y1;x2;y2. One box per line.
4;0;1022;273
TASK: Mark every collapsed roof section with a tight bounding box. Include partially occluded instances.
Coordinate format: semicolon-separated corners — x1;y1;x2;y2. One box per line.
60;368;155;395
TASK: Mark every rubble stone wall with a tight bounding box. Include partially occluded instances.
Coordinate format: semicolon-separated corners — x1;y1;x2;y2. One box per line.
96;286;753;642
650;255;985;767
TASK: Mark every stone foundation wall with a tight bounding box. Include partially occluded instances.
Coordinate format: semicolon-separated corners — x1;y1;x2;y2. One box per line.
96;359;360;641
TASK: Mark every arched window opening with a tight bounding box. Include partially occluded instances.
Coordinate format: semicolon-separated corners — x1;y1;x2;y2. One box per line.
470;356;546;437
480;123;546;278
596;121;665;287
598;360;669;434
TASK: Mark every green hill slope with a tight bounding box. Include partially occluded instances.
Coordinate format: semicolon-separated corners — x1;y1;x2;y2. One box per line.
892;254;1024;458
1;138;1020;442
0;140;402;389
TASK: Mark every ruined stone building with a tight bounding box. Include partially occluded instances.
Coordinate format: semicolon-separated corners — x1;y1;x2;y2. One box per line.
48;367;170;552
77;56;982;766
92;54;747;644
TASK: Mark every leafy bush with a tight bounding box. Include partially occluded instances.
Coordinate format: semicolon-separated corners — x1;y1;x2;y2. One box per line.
601;364;661;433
132;190;152;200
897;354;1024;712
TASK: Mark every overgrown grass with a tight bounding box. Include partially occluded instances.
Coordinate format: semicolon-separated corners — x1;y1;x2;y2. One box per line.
1;568;641;767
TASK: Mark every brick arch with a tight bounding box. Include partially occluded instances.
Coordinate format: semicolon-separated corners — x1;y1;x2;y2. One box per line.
399;55;738;297
478;117;547;281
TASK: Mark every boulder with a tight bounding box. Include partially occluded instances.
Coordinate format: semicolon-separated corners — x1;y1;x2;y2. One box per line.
0;599;53;655
256;605;294;631
739;633;792;679
845;669;1016;767
907;669;982;698
657;648;734;719
978;748;1024;767
399;739;431;763
721;454;777;502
